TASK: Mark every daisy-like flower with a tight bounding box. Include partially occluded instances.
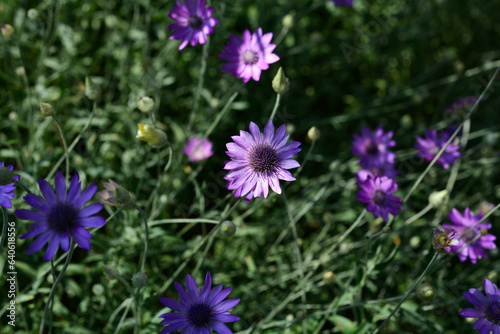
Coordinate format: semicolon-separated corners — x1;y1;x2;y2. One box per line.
432;227;459;253
357;175;402;222
415;129;461;169
332;0;353;7
184;137;214;162
355;161;398;183
224;120;301;202
168;0;219;50
15;172;105;261
0;162;20;209
352;126;396;170
442;208;496;264
219;28;280;83
159;271;240;334
459;278;500;333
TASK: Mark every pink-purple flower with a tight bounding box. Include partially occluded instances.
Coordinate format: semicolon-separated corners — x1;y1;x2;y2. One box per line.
432;227;459;253
168;0;219;50
352;126;396;171
219;28;280;83
442;208;496;264
184;137;214;162
357;175;402;222
415;129;461;169
224;120;301;202
459;278;500;333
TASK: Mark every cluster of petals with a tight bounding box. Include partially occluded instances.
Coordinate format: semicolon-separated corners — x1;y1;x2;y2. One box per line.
415;129;461;169
460;278;500;334
0;162;20;209
357;175;402;222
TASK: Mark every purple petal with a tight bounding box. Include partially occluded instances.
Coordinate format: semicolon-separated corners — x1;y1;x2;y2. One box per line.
213;298;240;313
72;183;98;208
71;227;92;250
159;297;187;313
459;308;485;318
200;272;212;302
76;216;106;228
213;313;240;323
484;278;499;296
26;231;54;254
208;321;233;334
54;172;67;201
160;322;187;334
24;194;50;212
186;274;200;301
38;179;56;204
43;234;60;261
210;287;232;305
78;203;103;217
15;209;46;222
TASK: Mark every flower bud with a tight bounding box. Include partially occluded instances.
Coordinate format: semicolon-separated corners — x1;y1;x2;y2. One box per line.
136;124;167;147
138;96;155;113
307;126;320;142
40;102;55;118
221;221;236;237
322;271;335;285
1;24;14;38
97;179;136;210
282;12;294;29
416;283;435;301
85;76;99;100
0;166;14;186
103;265;121;280
428;190;448;209
131;272;148;289
272;67;290;94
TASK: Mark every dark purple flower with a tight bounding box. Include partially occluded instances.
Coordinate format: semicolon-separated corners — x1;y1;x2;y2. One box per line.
15;172;105;261
459;278;500;333
442;208;496;264
432;227;459;253
332;0;353;7
0;162;20;209
357;175;402;222
415;129;461;169
184;137;214;162
352;126;396;170
168;0;219;50
356;161;398;183
224;120;301;202
444;96;481;116
219;28;280;83
159;271;240;333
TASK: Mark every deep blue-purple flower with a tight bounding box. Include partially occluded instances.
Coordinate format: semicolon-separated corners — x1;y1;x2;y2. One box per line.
15;172;105;261
460;278;500;333
332;0;353;7
352;126;396;170
357;175;402;222
415;129;461;169
159;271;240;334
0;162;20;209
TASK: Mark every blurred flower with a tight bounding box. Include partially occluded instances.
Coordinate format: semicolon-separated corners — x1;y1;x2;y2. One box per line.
15;172;105;261
138;96;154;113
355;161;398;183
357;175;402;222
415;129;461;169
432;227;459;253
477;200;495;215
224;120;301;202
332;0;353;7
307;126;320;142
219;28;280;83
0;162;19;209
428;189;448;209
159;271;240;333
416;283;435;301
443;96;481;116
459;278;500;333
220;220;236;237
40;102;55;118
352;126;396;170
168;0;218;50
136;124;168;147
272;67;290;94
97;179;135;210
442;208;496;264
183;137;213;162
1;24;14;38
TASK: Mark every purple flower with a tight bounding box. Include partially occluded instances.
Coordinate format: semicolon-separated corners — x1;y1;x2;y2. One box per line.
184;137;214;162
356;161;398;183
442;208;496;264
0;162;20;209
352;126;396;170
444;96;481;116
332;0;353;7
168;0;219;50
432;227;459;253
415;129;461;169
15;172;105;261
357;175;402;222
219;28;280;83
459;278;500;333
159;271;240;334
224;120;301;202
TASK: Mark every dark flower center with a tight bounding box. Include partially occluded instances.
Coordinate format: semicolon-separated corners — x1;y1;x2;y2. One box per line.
242;50;259;65
373;190;387;206
47;202;78;233
188;15;203;30
485;298;500;325
249;144;280;174
365;140;379;155
187;303;213;328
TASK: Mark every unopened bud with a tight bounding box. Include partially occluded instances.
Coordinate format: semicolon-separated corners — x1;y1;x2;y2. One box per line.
0;166;14;186
481;228;488;236
428;190;448;209
15;67;25;77
103;265;121;280
221;221;236;237
322;271;335;284
85;76;99;100
131;272;148;289
282;12;295;29
138;96;155;113
307;126;320;142
1;24;14;38
272;67;290;94
97;179;135;210
416;283;435;301
136;124;167;147
40;103;55;118
27;9;39;20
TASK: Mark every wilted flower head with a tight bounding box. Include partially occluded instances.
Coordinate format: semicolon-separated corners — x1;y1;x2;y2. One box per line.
432;227;459;253
415;129;461;169
40;102;55;118
97;179;135;210
224;120;301;202
136;124;168;147
352;126;396;170
0;162;19;209
15;172;105;261
442;208;497;264
357;175;403;222
459;278;500;333
159;271;240;333
184;137;214;162
219;28;280;83
168;0;219;50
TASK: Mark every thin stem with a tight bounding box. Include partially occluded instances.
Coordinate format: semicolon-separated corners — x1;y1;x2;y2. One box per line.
149;218;219;227
48;259;56;334
0;208;7;250
269;93;282;122
14;180;33;194
187;37;210;134
134;205;149;273
40;240;76;334
201;88;240;142
294;140;315;177
52;116;70;181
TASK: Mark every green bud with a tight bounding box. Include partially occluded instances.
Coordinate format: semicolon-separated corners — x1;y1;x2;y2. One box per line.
221;221;236;237
416;283;435;301
103;266;121;280
40;103;55;118
272;67;290;94
307;126;320;142
428;190;448;209
131;272;148;289
0;166;14;186
138;96;155;113
85;76;99;100
322;271;335;285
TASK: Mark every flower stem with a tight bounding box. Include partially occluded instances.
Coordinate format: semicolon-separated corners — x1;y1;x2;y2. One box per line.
0;208;8;250
269;93;282;122
187;37;210;134
40;240;76;334
52;115;70;181
134;205;149;273
14;180;32;194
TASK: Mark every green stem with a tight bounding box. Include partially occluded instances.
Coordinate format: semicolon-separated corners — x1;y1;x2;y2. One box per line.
187;37;210;134
0;208;7;250
52;116;70;181
48;259;56;334
14;180;33;194
134;205;149;273
269;93;282;122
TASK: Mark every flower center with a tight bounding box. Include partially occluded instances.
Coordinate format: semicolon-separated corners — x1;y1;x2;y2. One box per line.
249;144;280;174
188;15;203;30
485;298;500;325
47;202;78;233
365;141;379;155
242;50;259;65
187;303;213;328
373;190;387;206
